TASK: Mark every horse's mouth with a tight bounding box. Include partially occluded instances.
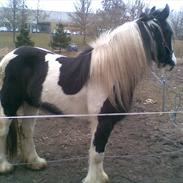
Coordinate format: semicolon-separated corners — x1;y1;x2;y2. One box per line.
168;60;176;71
169;65;174;71
158;62;175;71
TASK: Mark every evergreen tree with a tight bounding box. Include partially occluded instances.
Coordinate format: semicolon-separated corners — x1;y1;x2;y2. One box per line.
50;23;71;52
15;26;34;47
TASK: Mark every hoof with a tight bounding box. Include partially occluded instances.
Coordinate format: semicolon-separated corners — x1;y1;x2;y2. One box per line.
0;161;14;174
83;172;109;183
26;157;47;170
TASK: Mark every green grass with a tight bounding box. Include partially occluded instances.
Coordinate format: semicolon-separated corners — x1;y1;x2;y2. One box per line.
0;32;91;50
174;40;183;58
0;32;53;50
31;33;52;49
0;32;16;49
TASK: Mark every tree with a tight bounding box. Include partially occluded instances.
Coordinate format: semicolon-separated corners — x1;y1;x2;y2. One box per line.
50;23;71;52
127;0;146;20
0;0;28;44
94;0;147;35
97;0;126;30
36;0;40;32
32;0;49;33
15;26;34;47
20;0;28;26
170;10;183;40
70;0;92;44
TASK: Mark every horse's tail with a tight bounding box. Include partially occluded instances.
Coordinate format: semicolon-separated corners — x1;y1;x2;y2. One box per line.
40;102;64;115
6;119;19;159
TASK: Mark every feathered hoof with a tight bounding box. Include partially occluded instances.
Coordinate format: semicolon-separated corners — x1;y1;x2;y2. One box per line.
26;157;47;170
0;161;14;174
82;172;109;183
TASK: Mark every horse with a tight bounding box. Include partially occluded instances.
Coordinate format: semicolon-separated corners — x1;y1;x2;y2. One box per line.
0;4;176;183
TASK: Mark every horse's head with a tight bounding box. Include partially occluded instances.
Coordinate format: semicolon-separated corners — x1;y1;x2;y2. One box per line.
139;4;176;70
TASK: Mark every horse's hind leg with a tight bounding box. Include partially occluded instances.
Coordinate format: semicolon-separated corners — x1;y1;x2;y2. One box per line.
0;88;21;173
20;103;47;170
0;111;13;173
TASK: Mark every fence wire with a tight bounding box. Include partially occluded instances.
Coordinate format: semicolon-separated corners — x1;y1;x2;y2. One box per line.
151;68;183;124
11;148;183;167
1;110;183;120
0;69;182;168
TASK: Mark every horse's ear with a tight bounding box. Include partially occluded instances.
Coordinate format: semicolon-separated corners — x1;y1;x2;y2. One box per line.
160;4;170;20
153;4;170;20
150;6;156;14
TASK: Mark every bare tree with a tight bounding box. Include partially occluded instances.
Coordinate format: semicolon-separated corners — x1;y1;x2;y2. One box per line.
70;0;92;44
0;0;27;44
29;0;49;33
96;0;126;31
127;0;146;20
20;0;29;27
94;0;147;34
170;10;183;40
36;0;40;32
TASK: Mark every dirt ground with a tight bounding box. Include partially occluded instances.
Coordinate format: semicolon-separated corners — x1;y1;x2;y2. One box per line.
1;55;183;183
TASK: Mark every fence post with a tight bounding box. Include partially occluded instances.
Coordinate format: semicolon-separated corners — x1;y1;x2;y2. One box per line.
161;76;166;112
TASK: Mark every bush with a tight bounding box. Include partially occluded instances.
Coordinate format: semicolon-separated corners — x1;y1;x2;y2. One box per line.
15;27;34;47
50;23;71;52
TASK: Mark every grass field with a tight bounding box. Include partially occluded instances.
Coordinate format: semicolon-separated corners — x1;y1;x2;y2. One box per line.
0;32;92;50
0;32;183;57
0;32;53;50
174;40;183;58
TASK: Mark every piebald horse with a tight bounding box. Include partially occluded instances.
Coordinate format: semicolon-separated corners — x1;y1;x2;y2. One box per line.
0;5;176;183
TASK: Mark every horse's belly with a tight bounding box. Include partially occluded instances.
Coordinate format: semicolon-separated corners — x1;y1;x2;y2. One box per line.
42;86;87;114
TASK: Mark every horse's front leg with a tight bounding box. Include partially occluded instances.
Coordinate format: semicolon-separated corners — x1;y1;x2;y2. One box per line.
83;117;117;183
20;103;47;170
0;118;13;173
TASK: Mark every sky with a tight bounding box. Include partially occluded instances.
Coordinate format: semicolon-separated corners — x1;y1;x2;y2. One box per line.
0;0;182;12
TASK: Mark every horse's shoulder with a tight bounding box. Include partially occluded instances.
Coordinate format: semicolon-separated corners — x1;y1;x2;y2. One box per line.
56;46;93;95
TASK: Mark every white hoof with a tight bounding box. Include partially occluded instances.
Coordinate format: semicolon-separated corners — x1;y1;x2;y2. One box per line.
26;157;47;170
0;161;14;174
83;172;109;183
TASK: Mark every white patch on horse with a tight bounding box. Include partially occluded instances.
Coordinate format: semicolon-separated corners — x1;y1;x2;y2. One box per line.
83;145;109;183
0;102;13;173
0;50;17;88
0;56;14;173
20;103;47;169
172;52;177;65
45;53;64;62
42;59;88;115
87;81;108;114
35;47;54;53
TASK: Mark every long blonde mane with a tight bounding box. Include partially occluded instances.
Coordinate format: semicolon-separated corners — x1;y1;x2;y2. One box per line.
90;22;148;111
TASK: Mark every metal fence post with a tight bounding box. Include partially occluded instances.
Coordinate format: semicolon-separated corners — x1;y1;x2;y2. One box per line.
161;77;166;112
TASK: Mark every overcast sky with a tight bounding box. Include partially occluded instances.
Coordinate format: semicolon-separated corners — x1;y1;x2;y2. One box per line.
0;0;182;12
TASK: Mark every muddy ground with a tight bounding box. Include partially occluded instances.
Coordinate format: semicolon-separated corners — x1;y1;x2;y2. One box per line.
0;51;183;183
